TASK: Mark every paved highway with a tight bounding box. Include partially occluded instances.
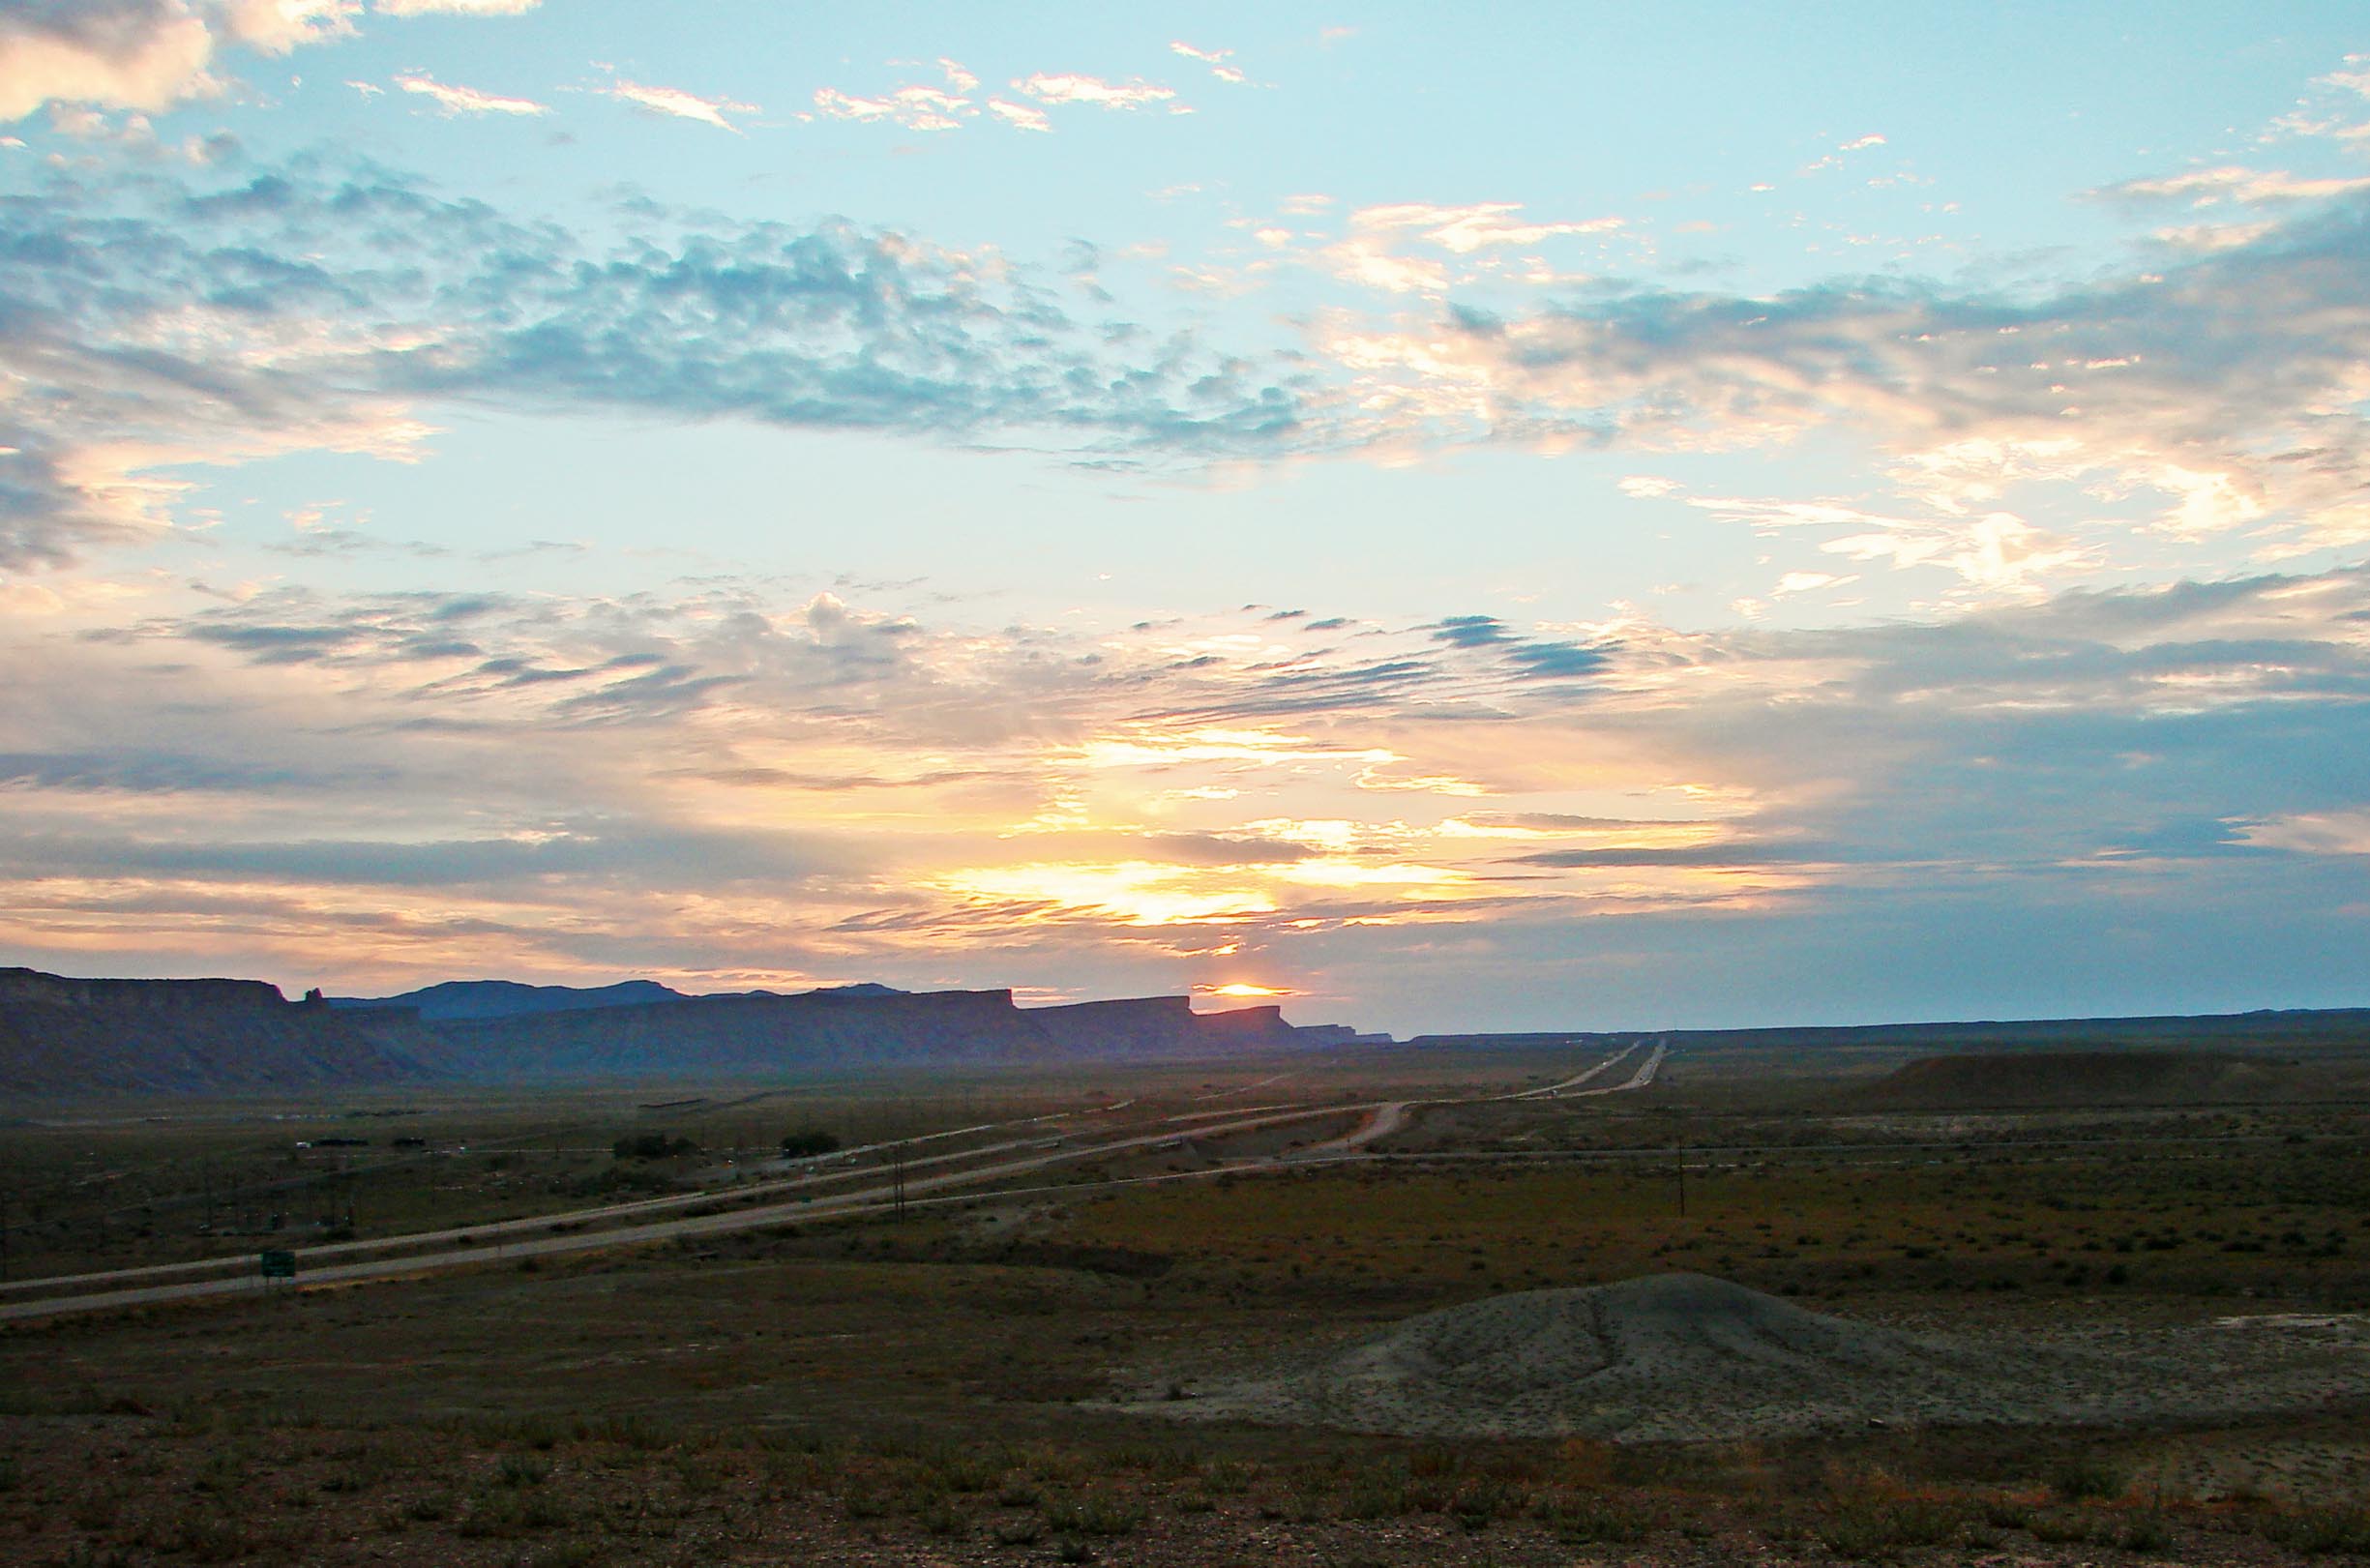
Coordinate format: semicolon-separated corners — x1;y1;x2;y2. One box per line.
0;1110;1090;1300
0;1043;1673;1321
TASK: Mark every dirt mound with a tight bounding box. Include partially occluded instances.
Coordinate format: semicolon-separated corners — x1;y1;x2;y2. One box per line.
1842;1049;2316;1111
1134;1273;2370;1441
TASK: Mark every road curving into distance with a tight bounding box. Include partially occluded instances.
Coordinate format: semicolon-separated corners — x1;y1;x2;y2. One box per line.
0;1110;1082;1300
0;1042;1672;1322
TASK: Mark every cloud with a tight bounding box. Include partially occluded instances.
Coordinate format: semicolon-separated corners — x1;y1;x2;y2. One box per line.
7;561;2366;1020
602;75;756;132
1640;486;2093;594
224;0;355;52
2233;809;2370;856
2092;164;2370;207
1170;40;1246;84
1426;614;1613;680
42;97;235;161
1315;193;2370;568
1013;72;1178;110
987;97;1049;133
395;71;546;115
2267;56;2370;145
1323;238;1449;294
813;83;963;132
1314;201;1626;298
0;155;1312;569
17;150;2370;590
374;0;538;14
0;0;235;120
0;0;363;122
2147;220;2279;252
810;58;976;132
1350;200;1623;254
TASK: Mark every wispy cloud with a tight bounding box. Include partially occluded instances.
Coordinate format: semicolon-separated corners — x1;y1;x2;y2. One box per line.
1631;484;2092;595
2092;164;2370;206
601;74;756;132
396;71;548;115
813;83;965;132
806;61;1196;133
0;156;1309;569
987;98;1050;133
1170;40;1246;84
1013;72;1180;111
809;57;974;132
15;144;2370;587
1313;192;2370;568
1351;200;1624;254
2266;54;2370;144
374;0;540;14
1307;200;1629;299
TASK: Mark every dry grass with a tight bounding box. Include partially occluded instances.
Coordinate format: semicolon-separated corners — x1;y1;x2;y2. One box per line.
1;1049;2365;1563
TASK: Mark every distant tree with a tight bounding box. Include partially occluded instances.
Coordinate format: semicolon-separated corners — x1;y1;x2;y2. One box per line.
779;1130;841;1158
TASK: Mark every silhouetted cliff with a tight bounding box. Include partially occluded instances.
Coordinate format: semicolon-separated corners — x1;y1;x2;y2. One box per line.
1028;994;1301;1058
0;967;1349;1095
434;987;1054;1080
435;990;1313;1080
328;977;689;1021
0;968;448;1097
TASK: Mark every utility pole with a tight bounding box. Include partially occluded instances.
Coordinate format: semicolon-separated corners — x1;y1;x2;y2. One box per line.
892;1139;907;1220
1675;1150;1688;1220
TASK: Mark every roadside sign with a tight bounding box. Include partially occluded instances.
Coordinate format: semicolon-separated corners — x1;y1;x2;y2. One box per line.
258;1249;297;1280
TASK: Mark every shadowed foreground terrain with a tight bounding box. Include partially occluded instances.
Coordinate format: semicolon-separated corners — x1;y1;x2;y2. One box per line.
2;1033;2367;1565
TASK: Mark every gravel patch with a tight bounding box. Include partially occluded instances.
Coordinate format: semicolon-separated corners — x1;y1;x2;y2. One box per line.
1124;1272;2370;1441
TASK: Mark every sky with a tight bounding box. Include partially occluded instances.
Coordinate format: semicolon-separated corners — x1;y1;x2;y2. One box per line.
1;1;2367;1035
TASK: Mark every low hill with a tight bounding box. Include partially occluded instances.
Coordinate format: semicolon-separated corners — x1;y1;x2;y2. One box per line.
1145;1273;2370;1441
1840;1049;2324;1110
0;968;448;1097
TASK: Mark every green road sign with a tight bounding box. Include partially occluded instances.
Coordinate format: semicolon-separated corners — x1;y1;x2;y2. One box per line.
258;1250;297;1280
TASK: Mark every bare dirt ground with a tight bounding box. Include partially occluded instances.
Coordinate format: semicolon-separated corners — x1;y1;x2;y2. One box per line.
1124;1271;2370;1442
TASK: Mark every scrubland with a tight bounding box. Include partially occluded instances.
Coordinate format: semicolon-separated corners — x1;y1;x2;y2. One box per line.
2;1036;2366;1564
